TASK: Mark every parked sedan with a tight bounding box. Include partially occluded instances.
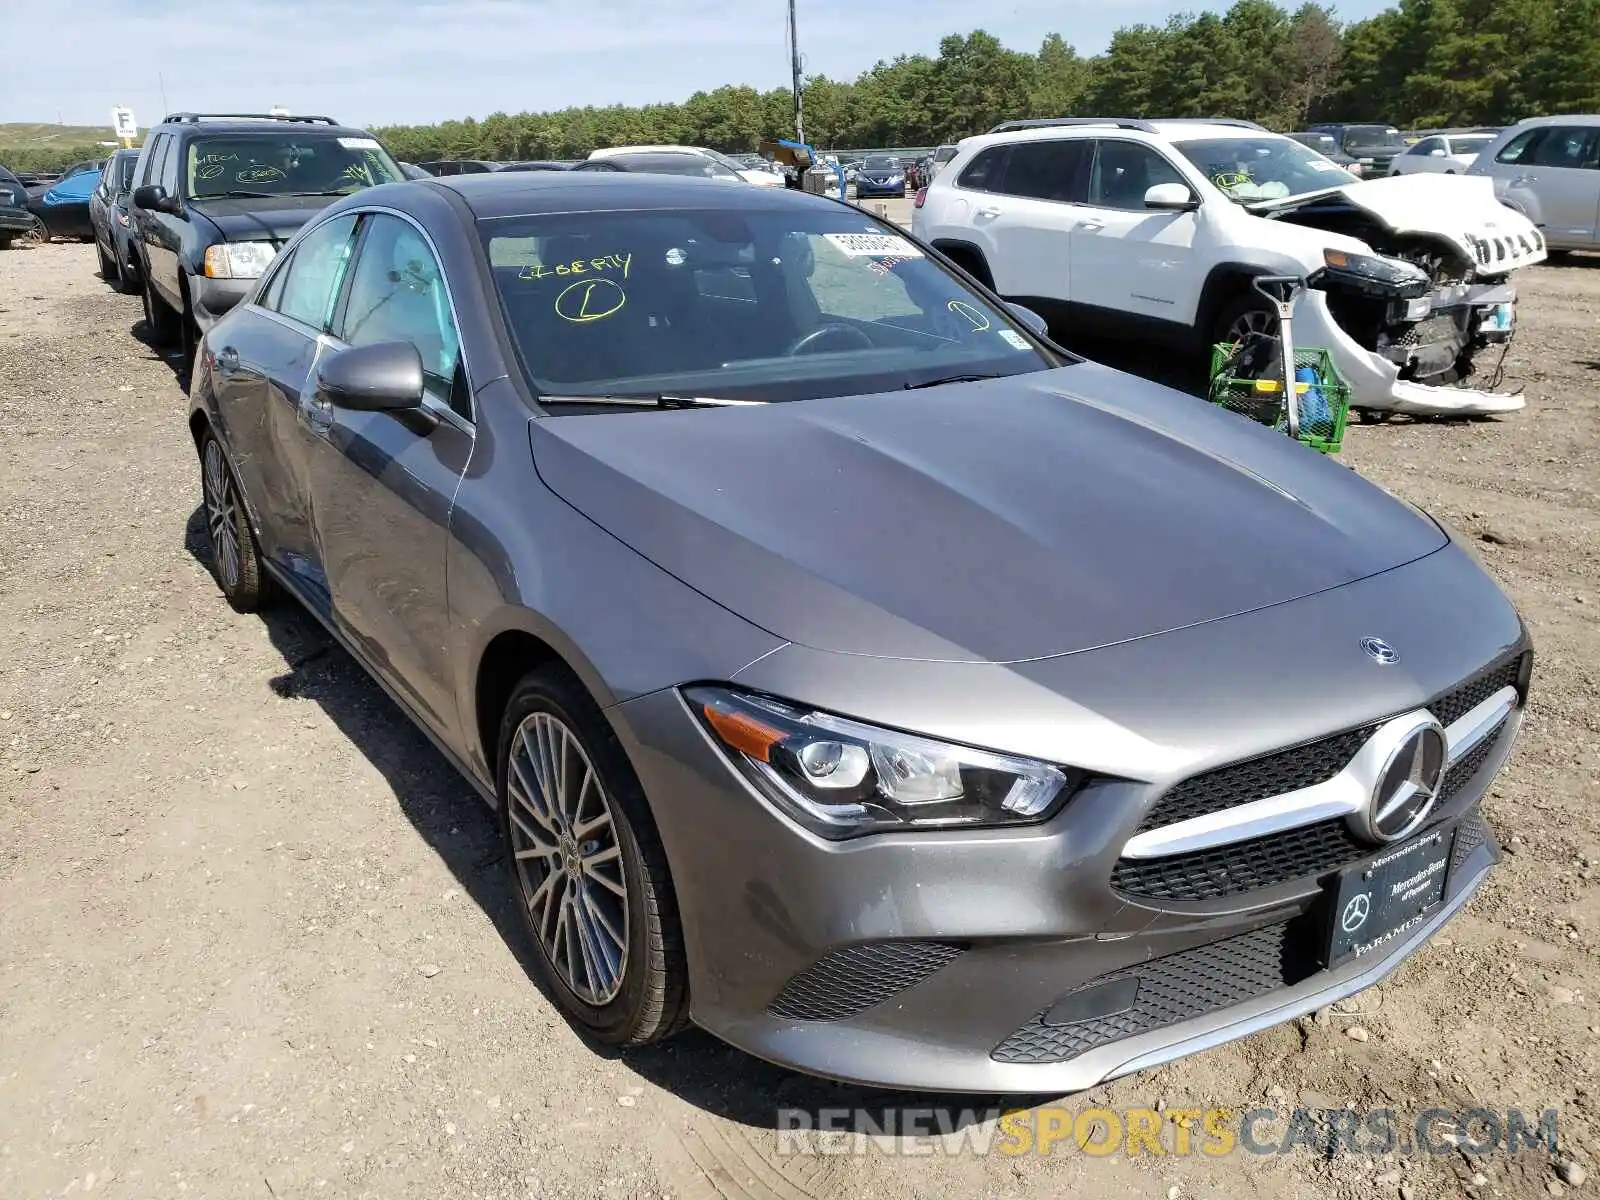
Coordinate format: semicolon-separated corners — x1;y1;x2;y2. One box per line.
1390;132;1498;175
570;151;745;181
853;153;907;198
188;171;1528;1093
29;163;102;241
90;148;143;291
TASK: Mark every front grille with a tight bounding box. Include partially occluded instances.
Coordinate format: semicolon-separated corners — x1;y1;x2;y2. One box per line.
992;920;1319;1064
1112;819;1367;901
1428;657;1521;728
766;941;964;1021
1137;654;1523;836
1440;718;1508;805
1136;725;1375;833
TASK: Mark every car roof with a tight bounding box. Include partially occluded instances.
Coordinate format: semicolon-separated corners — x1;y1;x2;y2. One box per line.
968;120;1285;150
589;144;712;159
416;170;843;219
155;118;377;140
1508;113;1600;127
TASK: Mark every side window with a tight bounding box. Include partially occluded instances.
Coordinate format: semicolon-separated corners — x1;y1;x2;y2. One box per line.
271;214;359;330
1089;140;1188;210
259;250;293;311
996;140;1090;203
141;135;169;189
1522;127;1598;169
1495;129;1539;164
159;136;181;195
337;214;466;417
956;147;1008;192
1411;137;1444;156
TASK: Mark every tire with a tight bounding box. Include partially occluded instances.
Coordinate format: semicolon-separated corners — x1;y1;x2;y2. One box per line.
198;429;271;612
0;235;11;251
97;241;117;281
1213;290;1277;348
142;272;181;348
113;247;136;295
497;667;689;1048
15;215;47;248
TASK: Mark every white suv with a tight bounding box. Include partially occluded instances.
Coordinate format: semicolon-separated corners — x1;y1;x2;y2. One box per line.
913;118;1546;416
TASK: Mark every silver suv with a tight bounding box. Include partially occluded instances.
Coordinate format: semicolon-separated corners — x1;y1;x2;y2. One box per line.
1467;115;1600;252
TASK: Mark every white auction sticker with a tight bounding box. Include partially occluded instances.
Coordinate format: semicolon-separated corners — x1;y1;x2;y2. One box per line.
823;233;924;258
999;330;1031;349
338;137;381;150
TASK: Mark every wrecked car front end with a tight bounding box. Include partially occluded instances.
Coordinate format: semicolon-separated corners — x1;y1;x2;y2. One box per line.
1260;176;1543;416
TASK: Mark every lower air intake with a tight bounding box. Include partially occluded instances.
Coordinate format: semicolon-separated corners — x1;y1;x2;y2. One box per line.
766;941;965;1021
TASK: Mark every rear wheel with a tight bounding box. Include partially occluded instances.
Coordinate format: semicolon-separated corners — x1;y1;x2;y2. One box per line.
498;668;689;1047
198;429;271;611
15;215;47;248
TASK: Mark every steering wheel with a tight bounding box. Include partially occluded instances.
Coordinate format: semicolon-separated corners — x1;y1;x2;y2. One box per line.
786;322;875;356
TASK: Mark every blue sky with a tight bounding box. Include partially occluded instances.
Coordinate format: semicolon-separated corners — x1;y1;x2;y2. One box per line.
4;0;1390;131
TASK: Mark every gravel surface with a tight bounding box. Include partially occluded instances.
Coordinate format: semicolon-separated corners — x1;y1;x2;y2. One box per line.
0;239;1595;1200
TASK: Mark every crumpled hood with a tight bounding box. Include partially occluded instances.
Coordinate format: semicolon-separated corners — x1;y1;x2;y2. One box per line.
188;194;335;245
1261;173;1546;272
529;366;1448;663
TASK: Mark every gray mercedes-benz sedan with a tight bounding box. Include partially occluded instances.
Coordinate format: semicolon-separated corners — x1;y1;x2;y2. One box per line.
187;171;1530;1093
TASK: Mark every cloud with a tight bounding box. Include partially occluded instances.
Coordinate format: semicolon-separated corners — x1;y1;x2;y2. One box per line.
2;0;1391;129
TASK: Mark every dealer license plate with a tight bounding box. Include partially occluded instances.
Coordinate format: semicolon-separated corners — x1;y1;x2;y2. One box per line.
1325;822;1455;967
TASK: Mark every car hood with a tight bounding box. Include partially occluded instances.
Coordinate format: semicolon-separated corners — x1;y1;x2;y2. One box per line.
187;194;337;244
1257;173;1545;270
529;366;1448;663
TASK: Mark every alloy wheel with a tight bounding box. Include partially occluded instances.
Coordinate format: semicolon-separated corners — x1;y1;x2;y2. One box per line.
202;439;241;591
1226;307;1277;343
17;216;47;248
506;711;629;1005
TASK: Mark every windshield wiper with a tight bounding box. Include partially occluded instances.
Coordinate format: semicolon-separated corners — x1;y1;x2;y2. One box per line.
283;190;354;197
904;372;1004;390
537;393;765;409
200;190;278;199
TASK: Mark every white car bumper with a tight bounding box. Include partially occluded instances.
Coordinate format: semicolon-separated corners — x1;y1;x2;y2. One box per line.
1292;288;1525;418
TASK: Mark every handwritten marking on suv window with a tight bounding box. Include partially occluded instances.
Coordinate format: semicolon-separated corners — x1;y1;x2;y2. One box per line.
518;251;632;283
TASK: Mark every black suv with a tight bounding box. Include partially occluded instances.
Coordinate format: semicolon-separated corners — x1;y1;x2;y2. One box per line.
130;112;406;360
1305;123;1408;175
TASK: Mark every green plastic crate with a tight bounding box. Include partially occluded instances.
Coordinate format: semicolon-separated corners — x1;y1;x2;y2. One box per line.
1208;343;1351;455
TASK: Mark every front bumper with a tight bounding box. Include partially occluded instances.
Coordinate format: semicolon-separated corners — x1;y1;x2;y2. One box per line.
608;545;1527;1092
1295;284;1525;416
190;273;254;331
855;180;906;197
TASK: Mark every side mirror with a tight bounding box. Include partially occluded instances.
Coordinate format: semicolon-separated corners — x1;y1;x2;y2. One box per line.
132;184;177;214
1007;303;1049;338
1144;183;1199;212
315;341;426;414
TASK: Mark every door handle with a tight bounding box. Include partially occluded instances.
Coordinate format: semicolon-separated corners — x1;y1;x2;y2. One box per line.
975;205;1002;218
1077;218;1105;232
1510;175;1537;187
215;346;239;374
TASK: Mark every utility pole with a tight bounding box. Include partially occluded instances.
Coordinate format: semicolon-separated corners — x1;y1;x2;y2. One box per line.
788;0;804;145
158;73;169;118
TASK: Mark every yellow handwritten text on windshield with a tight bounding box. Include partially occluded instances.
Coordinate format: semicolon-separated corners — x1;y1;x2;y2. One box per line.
518;252;632;283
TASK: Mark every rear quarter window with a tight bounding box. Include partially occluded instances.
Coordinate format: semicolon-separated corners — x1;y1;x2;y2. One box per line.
956;147;1008;191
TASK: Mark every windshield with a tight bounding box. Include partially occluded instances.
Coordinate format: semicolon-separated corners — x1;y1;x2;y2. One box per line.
1177;136;1356;203
934;146;957;163
611;154;744;180
481;207;1050;404
186;134;403;198
1448;134;1495;155
115;155;137;189
1341;126;1405;151
1292;134;1338;155
863;156;899;171
701;149;751;174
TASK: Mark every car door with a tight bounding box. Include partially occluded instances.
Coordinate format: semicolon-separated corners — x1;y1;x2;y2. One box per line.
1497;125;1600;246
967;139;1090;305
302;211;473;735
211;213;362;609
90;162;113;251
1066;139;1200;327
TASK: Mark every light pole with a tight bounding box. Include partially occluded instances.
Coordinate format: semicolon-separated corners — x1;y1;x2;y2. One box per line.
788;0;804;145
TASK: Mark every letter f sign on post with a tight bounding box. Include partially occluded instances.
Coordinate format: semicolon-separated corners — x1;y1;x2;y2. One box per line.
111;107;137;149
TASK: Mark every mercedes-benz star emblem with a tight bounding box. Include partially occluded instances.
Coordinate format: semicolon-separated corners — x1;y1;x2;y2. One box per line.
1341;893;1371;933
1353;721;1448;844
1361;636;1400;665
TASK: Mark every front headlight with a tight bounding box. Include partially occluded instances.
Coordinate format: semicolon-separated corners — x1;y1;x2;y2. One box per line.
203;241;277;280
1321;248;1430;294
686;685;1079;838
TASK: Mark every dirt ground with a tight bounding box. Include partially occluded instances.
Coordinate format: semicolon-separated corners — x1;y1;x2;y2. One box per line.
0;237;1595;1200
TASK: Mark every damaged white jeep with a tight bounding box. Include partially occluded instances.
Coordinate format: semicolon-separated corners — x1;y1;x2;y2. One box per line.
913;118;1545;417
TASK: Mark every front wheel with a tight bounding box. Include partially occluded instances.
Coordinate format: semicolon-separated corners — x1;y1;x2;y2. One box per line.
199;430;271;611
1213;291;1277;347
142;274;181;347
15;215;47;248
498;668;689;1047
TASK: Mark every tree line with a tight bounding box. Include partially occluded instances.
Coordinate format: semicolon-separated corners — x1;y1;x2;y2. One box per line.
7;0;1597;173
372;0;1600;162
